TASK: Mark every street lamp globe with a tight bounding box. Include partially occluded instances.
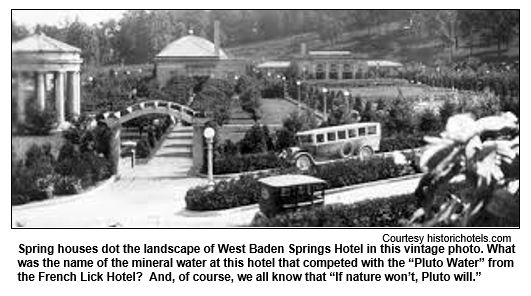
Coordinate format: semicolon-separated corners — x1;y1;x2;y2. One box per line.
322;88;328;94
296;80;302;86
203;127;216;140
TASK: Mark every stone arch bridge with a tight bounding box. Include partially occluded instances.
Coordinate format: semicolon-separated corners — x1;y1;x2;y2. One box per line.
102;100;208;175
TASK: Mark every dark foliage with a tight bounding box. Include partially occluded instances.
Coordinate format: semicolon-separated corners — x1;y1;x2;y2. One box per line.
251;194;420;227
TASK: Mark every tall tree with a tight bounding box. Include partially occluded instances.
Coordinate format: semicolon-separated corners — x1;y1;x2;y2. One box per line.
12;20;29;42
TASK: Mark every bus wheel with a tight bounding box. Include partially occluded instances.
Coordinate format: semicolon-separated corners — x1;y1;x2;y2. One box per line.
340;142;355;159
359;146;374;160
295;155;313;171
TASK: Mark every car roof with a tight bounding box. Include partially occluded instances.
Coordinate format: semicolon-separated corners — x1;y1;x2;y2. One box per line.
259;174;327;188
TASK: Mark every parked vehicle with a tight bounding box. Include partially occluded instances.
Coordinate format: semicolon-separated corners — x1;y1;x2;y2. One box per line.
284;122;382;171
258;174;327;217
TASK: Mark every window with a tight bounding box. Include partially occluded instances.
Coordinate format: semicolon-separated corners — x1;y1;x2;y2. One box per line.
338;130;347;140
348;129;357;138
368;126;377;135
329;64;339;79
327;132;337;142
316;64;325;80
280;188;291;197
316;134;325;143
343;64;353;79
297;135;314;144
359;127;367;136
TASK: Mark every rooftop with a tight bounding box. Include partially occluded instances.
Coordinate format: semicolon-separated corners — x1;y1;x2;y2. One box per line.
156;35;228;59
309;51;352;56
256;61;292;69
12;33;81;53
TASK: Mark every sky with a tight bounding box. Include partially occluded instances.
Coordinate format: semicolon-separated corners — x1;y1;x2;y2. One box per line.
12;10;126;28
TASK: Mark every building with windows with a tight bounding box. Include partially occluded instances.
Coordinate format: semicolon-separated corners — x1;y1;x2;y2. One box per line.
154;21;247;87
292;44;403;80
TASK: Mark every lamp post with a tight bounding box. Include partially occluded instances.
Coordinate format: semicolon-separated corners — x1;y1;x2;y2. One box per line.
281;76;286;98
203;127;216;187
343;90;350;114
322;88;328;122
296;80;302;114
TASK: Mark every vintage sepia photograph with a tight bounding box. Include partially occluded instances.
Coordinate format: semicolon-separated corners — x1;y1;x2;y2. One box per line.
11;10;520;228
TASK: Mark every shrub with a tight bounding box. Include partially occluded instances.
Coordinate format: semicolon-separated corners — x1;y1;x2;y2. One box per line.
314;157;417;189
251;194;420;227
187;155;418;211
53;176;83;196
239;124;274;154
185;175;263;211
136;139;150;158
22;104;56;135
380;134;426;152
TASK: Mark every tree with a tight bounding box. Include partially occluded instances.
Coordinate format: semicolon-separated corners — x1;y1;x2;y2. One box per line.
240;87;262;122
12;20;29;42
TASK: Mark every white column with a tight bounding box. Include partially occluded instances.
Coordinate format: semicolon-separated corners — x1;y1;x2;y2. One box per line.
36;72;46;112
73;71;81;118
16;72;26;123
55;71;65;126
67;71;81;119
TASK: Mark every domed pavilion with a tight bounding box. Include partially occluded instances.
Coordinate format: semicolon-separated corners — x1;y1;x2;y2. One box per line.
12;33;83;129
154;21;246;87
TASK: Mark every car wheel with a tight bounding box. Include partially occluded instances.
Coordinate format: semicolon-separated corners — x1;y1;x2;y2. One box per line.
359;146;374;160
295;154;313;171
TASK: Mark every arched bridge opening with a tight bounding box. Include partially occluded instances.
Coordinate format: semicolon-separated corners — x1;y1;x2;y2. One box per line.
102;100;200;176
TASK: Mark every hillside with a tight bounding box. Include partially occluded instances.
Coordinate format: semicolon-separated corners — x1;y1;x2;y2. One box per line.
226;21;520;64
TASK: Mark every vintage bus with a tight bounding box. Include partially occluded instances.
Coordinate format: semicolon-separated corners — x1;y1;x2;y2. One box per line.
285;122;382;170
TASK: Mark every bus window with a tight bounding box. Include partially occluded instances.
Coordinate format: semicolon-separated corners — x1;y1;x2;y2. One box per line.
316;134;325;143
348;129;357;138
359;127;367;136
297;135;314;144
327;132;337;142
338;130;346;140
368;126;377;135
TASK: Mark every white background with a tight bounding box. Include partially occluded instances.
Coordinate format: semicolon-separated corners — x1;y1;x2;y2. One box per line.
5;2;528;295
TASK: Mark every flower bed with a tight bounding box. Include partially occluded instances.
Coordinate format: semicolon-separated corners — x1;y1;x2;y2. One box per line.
186;156;417;211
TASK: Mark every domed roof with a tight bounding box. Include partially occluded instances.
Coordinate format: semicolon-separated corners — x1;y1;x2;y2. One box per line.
156;35;228;59
12;33;81;53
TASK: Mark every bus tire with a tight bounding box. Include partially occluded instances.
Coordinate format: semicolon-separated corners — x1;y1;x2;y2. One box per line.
339;142;355;159
295;154;314;171
359;146;374;160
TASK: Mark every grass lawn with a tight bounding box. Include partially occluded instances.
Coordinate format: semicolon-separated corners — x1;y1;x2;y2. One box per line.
219;98;298;143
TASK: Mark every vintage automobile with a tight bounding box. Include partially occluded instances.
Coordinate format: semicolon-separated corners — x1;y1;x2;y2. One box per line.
283;122;382;171
258;174;327;218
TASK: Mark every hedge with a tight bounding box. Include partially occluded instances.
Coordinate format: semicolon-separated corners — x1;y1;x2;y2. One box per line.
380;134;426;152
315;156;418;189
185;175;264;211
250;193;420;227
209;152;289;175
186;156;417;211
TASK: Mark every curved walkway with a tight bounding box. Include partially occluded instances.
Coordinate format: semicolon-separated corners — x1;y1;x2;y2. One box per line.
12;125;422;228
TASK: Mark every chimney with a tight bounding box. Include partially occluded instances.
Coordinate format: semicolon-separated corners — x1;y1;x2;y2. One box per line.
214;20;221;57
301;43;307;56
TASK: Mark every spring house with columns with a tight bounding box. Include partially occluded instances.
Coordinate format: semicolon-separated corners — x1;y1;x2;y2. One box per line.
12;33;83;130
